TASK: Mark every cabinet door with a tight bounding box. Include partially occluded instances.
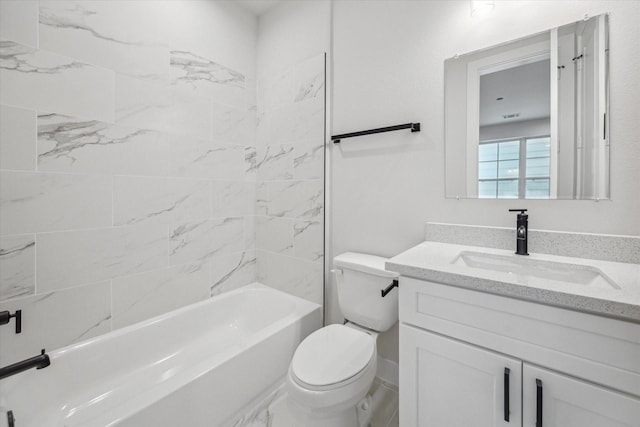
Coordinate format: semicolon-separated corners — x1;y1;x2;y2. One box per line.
522;364;640;427
400;324;522;427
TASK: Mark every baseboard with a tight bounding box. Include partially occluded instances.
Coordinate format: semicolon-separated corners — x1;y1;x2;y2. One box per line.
376;356;399;387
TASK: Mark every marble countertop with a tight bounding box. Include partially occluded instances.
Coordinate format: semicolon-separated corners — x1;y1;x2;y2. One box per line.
387;241;640;323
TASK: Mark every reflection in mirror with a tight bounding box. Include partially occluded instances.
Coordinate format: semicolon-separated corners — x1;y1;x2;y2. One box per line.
445;14;609;200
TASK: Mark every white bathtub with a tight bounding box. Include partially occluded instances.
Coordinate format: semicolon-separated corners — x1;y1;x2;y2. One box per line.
0;283;321;427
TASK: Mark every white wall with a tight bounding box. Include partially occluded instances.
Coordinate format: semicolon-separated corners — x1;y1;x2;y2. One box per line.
257;0;331;80
330;0;640;362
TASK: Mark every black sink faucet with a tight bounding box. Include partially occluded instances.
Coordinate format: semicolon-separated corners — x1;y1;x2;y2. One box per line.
509;209;529;255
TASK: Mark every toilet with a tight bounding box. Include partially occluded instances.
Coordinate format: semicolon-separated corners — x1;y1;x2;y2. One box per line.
286;252;399;427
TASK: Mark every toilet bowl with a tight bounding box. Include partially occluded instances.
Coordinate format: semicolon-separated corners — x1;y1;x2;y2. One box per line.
286;253;399;427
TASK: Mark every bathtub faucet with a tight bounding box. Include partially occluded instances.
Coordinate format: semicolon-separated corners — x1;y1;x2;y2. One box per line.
0;349;50;381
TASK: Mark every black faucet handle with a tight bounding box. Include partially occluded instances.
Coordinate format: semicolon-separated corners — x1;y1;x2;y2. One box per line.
0;309;21;334
508;208;528;213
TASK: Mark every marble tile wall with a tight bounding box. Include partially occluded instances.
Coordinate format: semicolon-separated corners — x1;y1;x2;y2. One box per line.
0;0;258;366
255;54;325;306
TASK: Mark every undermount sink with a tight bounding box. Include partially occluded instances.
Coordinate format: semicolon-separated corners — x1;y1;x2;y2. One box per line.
451;251;620;290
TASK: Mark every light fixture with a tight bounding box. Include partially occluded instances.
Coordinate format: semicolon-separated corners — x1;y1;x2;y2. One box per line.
471;0;495;17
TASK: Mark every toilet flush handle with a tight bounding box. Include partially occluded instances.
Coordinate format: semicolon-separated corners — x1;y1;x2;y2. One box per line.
381;280;399;298
330;268;343;276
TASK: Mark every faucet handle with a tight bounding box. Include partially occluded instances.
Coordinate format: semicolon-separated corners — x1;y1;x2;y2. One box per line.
508;208;528;213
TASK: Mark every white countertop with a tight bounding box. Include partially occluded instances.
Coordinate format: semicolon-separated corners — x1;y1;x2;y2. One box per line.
386;241;640;322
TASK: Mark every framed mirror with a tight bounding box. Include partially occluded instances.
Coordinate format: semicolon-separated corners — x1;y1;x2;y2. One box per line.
445;14;609;200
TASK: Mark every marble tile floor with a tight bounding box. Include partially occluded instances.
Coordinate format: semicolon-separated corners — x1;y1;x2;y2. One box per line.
231;378;399;427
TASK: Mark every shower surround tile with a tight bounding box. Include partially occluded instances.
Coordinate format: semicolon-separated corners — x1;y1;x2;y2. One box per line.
0;171;112;235
293;220;323;263
114;74;213;140
265;180;324;220
36;224;167;293
0;0;263;361
39;0;169;81
292;54;325;103
169;136;245;180
112;262;210;329
37;113;169;176
268;97;324;144
212;181;255;217
170;49;245;107
211;102;255;145
0;105;36;171
169;217;245;266
245;146;258;180
0;0;38;48
257;216;293;255
245;216;256;250
113;176;211;226
114;74;171;130
0;41;114;122
256;144;295;181
0;234;35;301
210;250;257;296
0;281;111;367
293;142;324;180
257;250;323;305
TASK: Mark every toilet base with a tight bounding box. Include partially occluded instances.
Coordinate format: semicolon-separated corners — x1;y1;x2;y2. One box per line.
288;395;373;427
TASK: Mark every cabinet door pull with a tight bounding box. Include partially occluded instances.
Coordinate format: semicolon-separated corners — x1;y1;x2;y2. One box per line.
536;379;543;427
504;367;510;422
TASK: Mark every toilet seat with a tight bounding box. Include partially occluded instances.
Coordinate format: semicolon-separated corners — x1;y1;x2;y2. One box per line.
291;324;376;390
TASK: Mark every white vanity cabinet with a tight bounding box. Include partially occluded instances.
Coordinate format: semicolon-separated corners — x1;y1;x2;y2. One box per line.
399;277;640;427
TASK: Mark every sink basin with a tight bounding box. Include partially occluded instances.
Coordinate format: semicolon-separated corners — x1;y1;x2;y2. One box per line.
452;251;620;289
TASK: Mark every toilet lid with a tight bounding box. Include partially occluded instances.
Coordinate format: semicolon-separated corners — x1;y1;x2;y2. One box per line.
291;324;375;387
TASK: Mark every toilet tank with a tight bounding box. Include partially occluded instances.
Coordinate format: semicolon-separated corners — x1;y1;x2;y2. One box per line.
333;252;399;332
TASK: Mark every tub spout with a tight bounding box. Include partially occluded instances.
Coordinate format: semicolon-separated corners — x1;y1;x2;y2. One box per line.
0;349;50;381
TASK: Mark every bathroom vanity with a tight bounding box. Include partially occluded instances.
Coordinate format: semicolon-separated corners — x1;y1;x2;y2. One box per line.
388;241;640;427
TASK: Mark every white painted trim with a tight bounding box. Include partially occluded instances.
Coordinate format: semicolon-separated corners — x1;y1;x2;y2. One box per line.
596;13;608;199
549;28;559;198
466;40;550;197
376;355;399;387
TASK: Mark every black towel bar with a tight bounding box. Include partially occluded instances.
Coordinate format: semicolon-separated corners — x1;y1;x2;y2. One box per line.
332;122;420;143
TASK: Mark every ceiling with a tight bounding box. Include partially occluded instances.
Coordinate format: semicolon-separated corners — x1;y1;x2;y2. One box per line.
479;59;551;127
235;0;283;16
